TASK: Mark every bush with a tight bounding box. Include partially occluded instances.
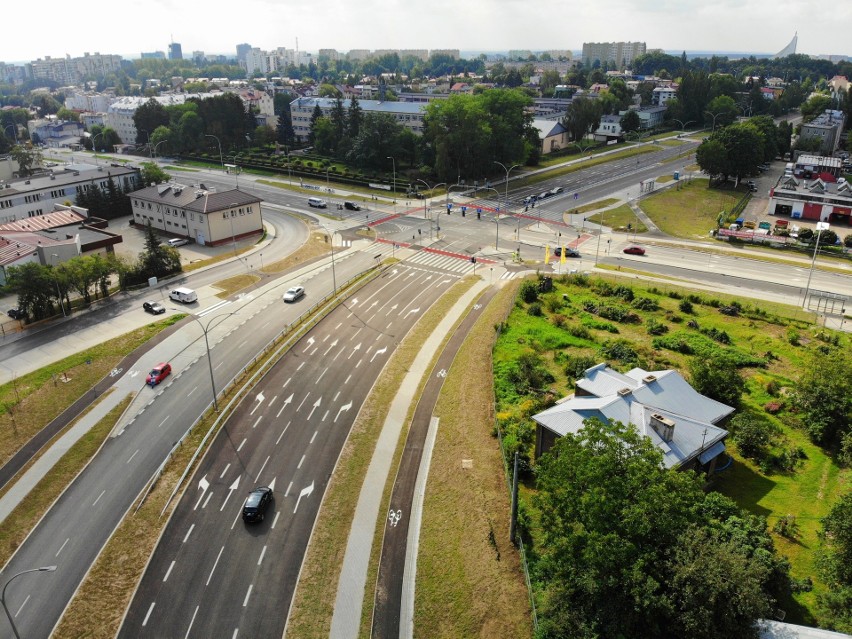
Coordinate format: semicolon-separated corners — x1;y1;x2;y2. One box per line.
786;327;800;346
564;354;598;381
613;285;634;301
506;352;555;395
580;316;619;333
528;302;543;317
679;299;694;314
719;305;739;317
551;314;567;328
519;280;539;304
646;318;669;336
730;413;775;459
599;339;639;363
772;514;800;539
566;324;592;339
632;297;660;311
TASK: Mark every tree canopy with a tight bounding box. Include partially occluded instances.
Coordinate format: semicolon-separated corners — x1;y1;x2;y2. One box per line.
534;418;784;639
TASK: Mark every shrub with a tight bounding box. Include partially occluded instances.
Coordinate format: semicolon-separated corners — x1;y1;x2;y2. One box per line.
765;379;780;396
719;305;739;317
506;352;555;395
599;339;639;363
519;280;539;303
551;314;567;328
566;324;592;339
527;302;543;317
786;327;800;346
544;295;564;313
772;514;800;539
613;285;634;301
764;401;783;414
679;299;694;314
580;316;619;333
564;354;598;380
646;318;669;336
730;413;774;459
632;297;659;311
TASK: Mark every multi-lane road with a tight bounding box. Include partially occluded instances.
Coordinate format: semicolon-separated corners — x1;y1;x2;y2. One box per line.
118;258;466;637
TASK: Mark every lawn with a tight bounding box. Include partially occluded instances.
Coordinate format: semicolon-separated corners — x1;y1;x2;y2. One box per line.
491;272;849;627
584;203;648;233
639;178;747;238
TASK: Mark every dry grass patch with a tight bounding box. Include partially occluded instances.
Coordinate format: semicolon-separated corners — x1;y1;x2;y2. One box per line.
0;390;128;568
0;317;183;468
262;229;330;274
213;273;261;298
584;204;647;233
567;198;619;215
286;277;479;639
415;280;532;638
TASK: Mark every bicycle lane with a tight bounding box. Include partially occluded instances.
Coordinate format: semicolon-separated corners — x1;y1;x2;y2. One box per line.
370;285;499;639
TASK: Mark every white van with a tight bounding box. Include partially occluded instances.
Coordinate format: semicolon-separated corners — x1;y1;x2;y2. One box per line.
168;287;197;303
308;197;327;208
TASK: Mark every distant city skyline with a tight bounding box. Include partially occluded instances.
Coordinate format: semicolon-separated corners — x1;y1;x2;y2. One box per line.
1;0;849;66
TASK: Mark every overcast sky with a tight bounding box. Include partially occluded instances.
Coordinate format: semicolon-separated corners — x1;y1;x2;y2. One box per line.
1;0;847;64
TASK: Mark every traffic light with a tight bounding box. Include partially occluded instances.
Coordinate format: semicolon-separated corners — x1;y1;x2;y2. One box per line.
470;256;477;263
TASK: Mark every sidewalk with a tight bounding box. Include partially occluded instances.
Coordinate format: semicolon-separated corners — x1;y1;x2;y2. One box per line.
328;277;490;638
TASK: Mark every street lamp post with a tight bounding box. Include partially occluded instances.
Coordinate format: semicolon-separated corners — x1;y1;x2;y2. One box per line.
386;156;396;212
671;119;694;135
802;222;830;310
704;110;722;132
2;565;57;639
205;134;224;172
51;254;66;317
3;124;18;144
493;161;519;250
226;154;240;189
184;312;237;413
153;139;169;161
228;202;238;255
91;132;105;165
319;223;338;294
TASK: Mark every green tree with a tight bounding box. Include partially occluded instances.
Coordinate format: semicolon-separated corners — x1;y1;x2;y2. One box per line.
688;353;744;408
792;350;852;446
695;138;729;181
347;95;363;138
535;418;775;639
132;98;170;144
6;262;57;320
620;109;641;134
817;493;852;632
138;222;181;279
138;161;170;185
9;144;43;177
704;95;738;129
800;94;833;121
562;97;602;142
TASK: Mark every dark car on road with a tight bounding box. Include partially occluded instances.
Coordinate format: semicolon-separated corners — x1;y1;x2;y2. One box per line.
623;245;646;256
7;308;25;320
143;301;166;315
344;201;361;211
554;247;580;258
242;486;273;523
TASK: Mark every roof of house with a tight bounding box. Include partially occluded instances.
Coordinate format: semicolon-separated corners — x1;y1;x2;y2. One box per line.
129;183;261;212
533;363;733;468
531;119;566;138
0;208;87;232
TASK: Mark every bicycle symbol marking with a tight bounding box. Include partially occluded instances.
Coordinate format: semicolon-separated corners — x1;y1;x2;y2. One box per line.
388;509;402;527
110;367;123;377
437;369;447;378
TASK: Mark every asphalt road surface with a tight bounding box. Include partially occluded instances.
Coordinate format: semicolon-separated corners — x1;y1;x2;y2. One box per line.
118;259;467;638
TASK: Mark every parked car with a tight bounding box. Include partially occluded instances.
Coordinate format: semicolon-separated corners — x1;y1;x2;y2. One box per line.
554;247;580;258
166;238;190;248
143;301;166;315
623;245;646;256
7;308;25;320
549;186;564;195
283;286;305;303
146;362;172;386
169;287;197;304
344;201;361;211
539;191;552;200
242;486;273;523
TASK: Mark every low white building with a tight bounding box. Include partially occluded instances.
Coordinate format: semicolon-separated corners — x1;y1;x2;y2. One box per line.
290;97;427;141
128;183;263;246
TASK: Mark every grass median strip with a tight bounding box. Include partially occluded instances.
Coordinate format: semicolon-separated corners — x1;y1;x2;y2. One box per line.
286;276;479;639
415;279;533;638
0;316;183;470
0;389;128;567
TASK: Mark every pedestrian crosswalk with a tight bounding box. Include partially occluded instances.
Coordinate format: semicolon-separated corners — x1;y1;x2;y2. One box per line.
404;250;477;274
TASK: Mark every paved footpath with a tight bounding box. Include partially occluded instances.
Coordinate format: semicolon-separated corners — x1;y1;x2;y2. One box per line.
327;277;490;638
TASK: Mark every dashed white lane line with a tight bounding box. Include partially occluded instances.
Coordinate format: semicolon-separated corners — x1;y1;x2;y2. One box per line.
183;524;194;543
257;545;267;566
55;537;69;557
220;463;231;479
206;546;224;586
164;560;175;582
142;602;156;626
183;605;200;639
92;490;106;507
243;584;253;607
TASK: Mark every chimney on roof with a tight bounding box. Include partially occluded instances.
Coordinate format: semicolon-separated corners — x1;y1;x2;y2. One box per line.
650;413;675;442
643;374;657;384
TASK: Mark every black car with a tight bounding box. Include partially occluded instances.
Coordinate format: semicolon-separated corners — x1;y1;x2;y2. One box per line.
7;308;25;320
344;201;361;211
143;301;166;315
242;486;273;523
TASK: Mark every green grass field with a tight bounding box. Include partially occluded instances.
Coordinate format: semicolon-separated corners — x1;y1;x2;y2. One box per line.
492;273;849;626
639;178;747;238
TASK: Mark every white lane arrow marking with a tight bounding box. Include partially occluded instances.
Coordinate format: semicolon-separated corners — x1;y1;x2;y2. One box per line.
250;391;266;415
307;397;322;420
370;346;388;362
194;475;210;510
267;477;276;492
406;307;421;317
277;393;293;418
294;481;315;513
302;336;316;353
348;343;362;360
324;339;339;356
220;476;240;511
388;304;398;313
335;400;353;422
392;269;399;276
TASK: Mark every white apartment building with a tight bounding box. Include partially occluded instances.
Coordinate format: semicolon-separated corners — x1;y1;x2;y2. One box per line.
289;97;427;141
29;53;122;84
582;42;647;67
64;92;116;113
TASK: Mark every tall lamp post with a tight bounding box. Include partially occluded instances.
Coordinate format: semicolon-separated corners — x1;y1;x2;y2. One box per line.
671;119;694;135
153;139;169;161
417;180;446;239
51;254;66;317
182;312;238;412
205;134;224;172
386;156;396;212
2;565;57;638
704;110;722;132
493;161;520;215
91;132;105;165
228;202;238;255
3;124;18;144
802;222;830;310
319;223;338;294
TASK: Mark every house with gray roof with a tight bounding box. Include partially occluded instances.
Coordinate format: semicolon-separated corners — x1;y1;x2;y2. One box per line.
532;363;734;473
289;97;427;141
128;182;263;246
